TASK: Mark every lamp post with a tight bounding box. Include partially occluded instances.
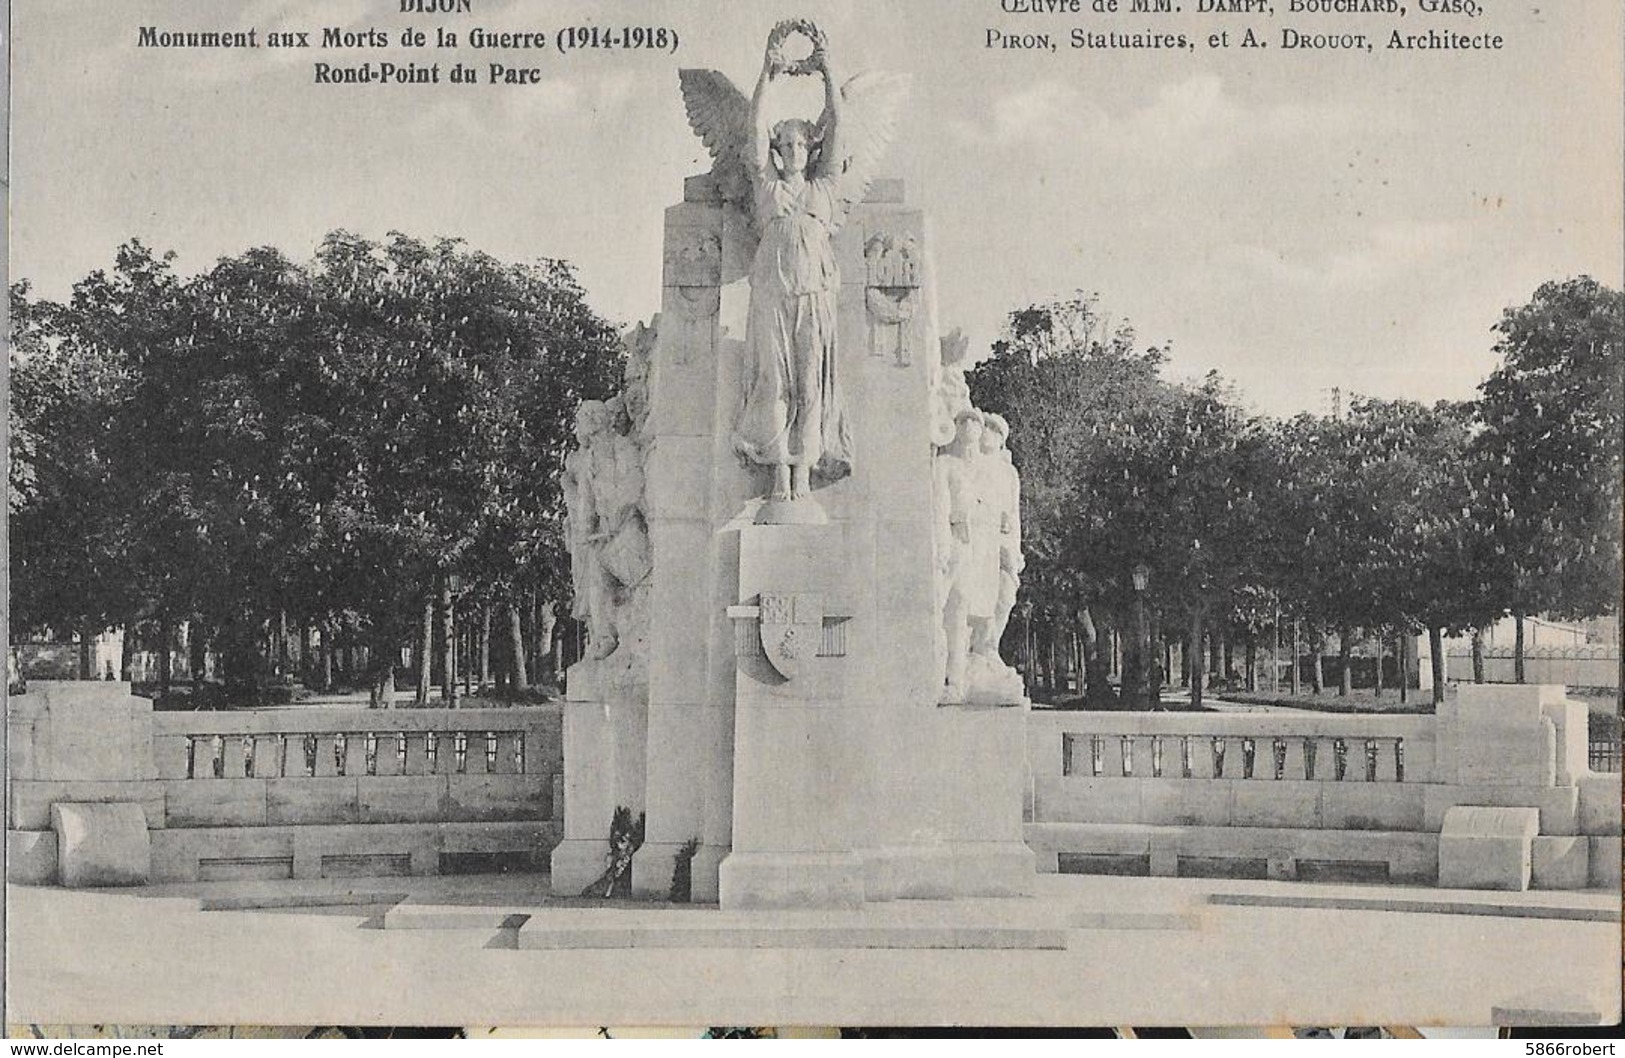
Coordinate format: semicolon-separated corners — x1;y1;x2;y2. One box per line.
445;573;463;708
1131;564;1151;709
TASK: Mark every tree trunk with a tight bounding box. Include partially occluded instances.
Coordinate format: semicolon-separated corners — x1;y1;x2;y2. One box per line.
1208;633;1221;679
1471;628;1486;683
319;621;334;691
1149;614;1164;708
416;596;433;707
1244;636;1257;693
78;623;93;680
1373;632;1385;699
1222;635;1234;690
480;606;492;689
1311;632;1326;694
298;620;311;684
276;610;290;680
509;598;529;692
1291;621;1303;696
1513;612;1526;683
537;601;558;688
1429;627;1446;705
1397;632;1410;705
1338;623;1353;697
1179;634;1190;688
440;578;455;705
1188;611;1205;709
369;631;396;709
158;610;173;698
120;617;136;683
190;617;208;688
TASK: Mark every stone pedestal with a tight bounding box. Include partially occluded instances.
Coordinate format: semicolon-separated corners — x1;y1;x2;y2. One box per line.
1438;805;1539;891
52;802;150;887
1437;684;1562;787
549;662;647;897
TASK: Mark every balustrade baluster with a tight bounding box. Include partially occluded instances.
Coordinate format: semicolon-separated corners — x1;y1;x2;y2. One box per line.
1120;736;1136;777
493;732;522;774
1151;736;1164;778
219;735;246;779
1089;735;1104;778
1271;738;1287;780
404;732;431;775
1332;738;1349;782
1284;737;1309;780
1180;736;1193;779
313;733;342;777
344;732;368;777
372;732;403;776
1241;738;1257;779
1211;737;1228;779
254;735;283;779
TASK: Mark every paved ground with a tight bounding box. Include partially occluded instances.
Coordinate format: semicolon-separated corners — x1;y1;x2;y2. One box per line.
6;873;1618;1028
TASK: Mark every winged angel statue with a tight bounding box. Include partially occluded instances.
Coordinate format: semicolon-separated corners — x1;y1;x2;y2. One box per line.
680;20;908;514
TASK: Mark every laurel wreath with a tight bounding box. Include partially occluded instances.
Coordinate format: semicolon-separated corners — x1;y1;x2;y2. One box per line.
767;18;822;77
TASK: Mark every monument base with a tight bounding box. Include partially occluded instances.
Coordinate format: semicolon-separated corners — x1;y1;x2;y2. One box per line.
718;851;867;910
630;840;683;899
549;839;610;897
864;842;1037;902
689;843;730;903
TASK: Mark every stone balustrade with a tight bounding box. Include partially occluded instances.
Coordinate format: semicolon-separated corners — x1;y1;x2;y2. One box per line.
153;709;553;782
1025;689;1621;890
7;683;566;886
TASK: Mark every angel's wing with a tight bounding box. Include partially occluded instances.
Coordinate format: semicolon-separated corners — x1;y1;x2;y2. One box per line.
815;72;912;231
678;69;754;213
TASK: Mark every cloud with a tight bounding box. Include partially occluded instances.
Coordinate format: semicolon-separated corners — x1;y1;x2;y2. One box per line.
951;74;1395;171
1223;220;1465;292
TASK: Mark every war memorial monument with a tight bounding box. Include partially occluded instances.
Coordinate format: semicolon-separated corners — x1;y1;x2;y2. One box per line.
551;19;1036;909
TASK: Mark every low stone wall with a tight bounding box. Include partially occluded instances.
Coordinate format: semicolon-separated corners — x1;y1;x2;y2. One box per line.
7;682;564;886
1026;686;1621;890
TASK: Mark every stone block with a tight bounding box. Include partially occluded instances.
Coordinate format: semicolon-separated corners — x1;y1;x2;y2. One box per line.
1423;784;1578;836
8;829;58;884
357;776;449;823
1577;772;1621;836
1320;782;1425;831
1437;805;1538;891
1589;836;1621;888
1231;782;1321;829
10;682;156;781
1531;836;1590;889
646;520;713;699
718;850;866;910
1541;699;1590;786
266;778;359;825
1439;683;1561;786
444;774;551;822
162;779;267;828
1038;778;1139;824
1140;780;1233;827
9;779;165;831
51;802;151;887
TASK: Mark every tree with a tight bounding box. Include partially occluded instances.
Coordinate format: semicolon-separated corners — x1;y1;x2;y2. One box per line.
969;293;1166;704
9;244;188;674
1473;277;1624;679
11;233;621;705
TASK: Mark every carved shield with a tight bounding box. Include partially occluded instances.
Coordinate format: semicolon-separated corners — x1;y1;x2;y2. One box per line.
758;592;823;681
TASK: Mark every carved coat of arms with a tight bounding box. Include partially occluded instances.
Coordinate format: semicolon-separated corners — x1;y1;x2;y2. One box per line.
757;592;824;681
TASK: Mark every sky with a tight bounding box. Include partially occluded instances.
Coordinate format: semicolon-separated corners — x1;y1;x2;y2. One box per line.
11;0;1623;416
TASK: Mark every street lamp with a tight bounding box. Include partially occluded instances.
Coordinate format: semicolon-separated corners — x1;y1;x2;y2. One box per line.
446;573;464;708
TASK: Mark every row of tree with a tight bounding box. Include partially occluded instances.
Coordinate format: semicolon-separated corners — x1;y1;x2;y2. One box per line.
969;278;1623;708
10;234;624;705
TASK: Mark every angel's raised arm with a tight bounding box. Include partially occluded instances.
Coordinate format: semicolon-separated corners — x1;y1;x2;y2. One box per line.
749;55;774;176
814;47;844;176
